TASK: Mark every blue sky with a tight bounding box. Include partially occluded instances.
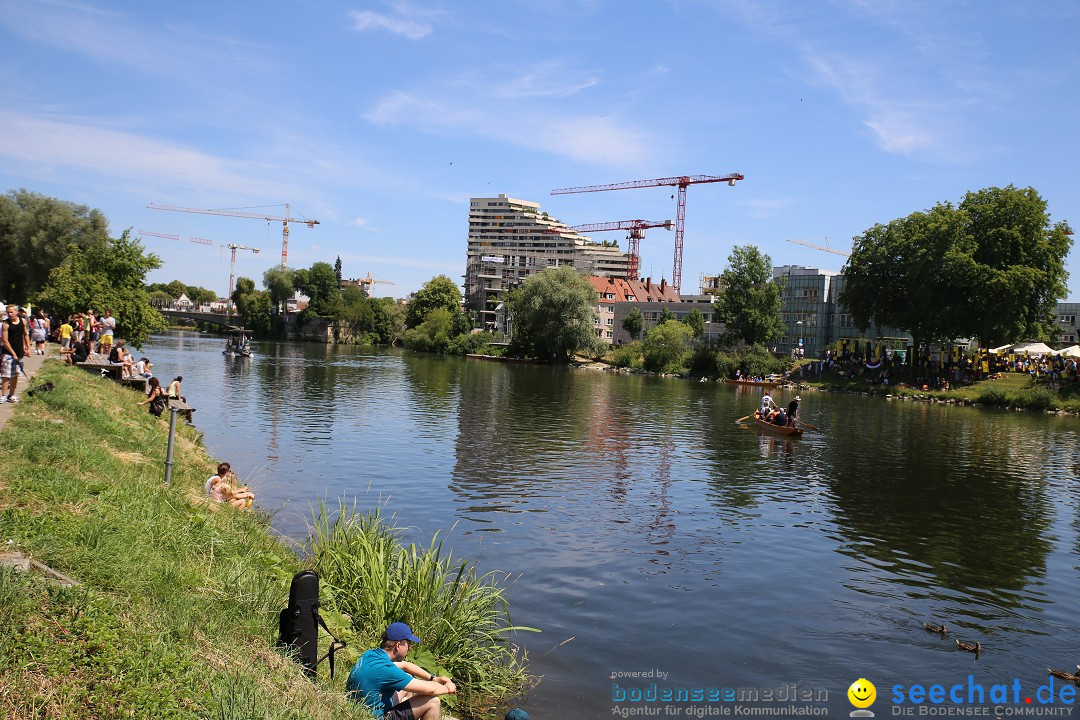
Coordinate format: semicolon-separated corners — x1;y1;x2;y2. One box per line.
2;0;1078;300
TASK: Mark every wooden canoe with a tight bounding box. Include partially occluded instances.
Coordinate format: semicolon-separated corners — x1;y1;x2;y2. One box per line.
750;412;804;437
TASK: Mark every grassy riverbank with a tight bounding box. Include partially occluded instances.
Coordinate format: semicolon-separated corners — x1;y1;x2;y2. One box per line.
0;362;530;718
798;370;1080;413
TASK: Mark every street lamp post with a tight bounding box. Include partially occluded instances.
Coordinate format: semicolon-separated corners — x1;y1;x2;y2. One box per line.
796;320;804;359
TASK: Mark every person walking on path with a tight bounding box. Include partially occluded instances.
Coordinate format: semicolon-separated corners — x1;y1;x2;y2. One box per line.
1;304;31;404
346;622;456;720
0;318;45;431
30;310;49;356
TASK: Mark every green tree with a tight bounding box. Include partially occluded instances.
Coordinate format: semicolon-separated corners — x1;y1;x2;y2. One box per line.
840;185;1072;349
231;277;273;335
184;285;217;305
149;290;173;308
263;266;296;314
35;229;165;347
961;186;1071;344
371;297;405;345
622;307;644;340
507;267;600;363
659;306;676;325
0;189;110;301
406;275;463;328
642;319;693;373
714;245;784;347
334;255;343;285
403;307;454;353
293;262;340;316
682;307;706;338
166;280;188;300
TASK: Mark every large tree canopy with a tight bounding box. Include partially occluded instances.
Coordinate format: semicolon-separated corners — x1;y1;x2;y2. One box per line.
262;266;297;313
293;262;340;316
507;267;599;363
0;189;110;302
840;185;1072;347
406;275;463;329
714;245;784;347
35;230;165;347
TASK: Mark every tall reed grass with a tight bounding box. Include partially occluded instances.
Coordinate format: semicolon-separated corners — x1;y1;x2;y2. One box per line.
310;502;537;718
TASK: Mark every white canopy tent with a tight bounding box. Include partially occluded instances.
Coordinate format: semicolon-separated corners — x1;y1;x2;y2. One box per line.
1055;345;1080;358
1011;342;1054;355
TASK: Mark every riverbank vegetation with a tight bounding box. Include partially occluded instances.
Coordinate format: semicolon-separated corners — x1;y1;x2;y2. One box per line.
0;363;531;718
797;365;1080;412
311;506;535;718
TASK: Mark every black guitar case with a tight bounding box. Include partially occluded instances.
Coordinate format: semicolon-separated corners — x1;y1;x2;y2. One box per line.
277;570;345;678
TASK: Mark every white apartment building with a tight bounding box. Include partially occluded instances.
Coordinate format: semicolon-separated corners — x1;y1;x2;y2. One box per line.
465;194;629;331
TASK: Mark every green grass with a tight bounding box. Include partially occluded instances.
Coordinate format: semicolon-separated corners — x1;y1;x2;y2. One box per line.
310;503;537;719
0;362;527;718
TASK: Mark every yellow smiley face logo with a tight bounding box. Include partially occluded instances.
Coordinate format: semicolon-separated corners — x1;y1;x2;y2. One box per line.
848;678;876;708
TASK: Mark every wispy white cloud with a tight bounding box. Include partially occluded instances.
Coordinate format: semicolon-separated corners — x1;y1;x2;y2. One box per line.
0;1;273;77
488;61;599;99
0;110;291;200
349;1;444;39
364;61;656;167
718;0;1002;160
350;217;371;227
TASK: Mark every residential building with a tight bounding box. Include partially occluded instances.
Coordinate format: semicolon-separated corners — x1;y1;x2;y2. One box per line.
465;194;630;332
1057;302;1080;345
587;275;719;346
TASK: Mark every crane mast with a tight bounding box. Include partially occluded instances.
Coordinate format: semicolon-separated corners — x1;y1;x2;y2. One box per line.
552;173;743;293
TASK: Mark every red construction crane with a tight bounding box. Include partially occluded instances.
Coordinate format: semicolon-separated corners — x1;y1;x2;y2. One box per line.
551;173;744;293
147;203;318;269
567;219;673;281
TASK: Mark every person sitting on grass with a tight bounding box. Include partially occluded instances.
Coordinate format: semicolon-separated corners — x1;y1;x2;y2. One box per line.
346;622;456;720
217;471;255;509
205;462;231;499
138;377;167;416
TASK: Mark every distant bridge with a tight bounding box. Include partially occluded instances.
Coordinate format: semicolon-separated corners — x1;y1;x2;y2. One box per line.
159;308;247;331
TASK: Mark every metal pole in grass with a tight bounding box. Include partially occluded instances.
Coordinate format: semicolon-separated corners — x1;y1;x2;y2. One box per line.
164;403;179;485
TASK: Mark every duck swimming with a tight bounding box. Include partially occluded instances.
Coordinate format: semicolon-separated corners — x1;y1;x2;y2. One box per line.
955;639;981;653
1047;668;1080;684
924;623;948;634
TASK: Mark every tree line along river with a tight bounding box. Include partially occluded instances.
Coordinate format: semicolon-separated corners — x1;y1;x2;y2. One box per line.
146;331;1080;719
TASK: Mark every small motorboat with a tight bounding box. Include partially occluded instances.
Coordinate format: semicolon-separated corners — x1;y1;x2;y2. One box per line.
224;330;254;358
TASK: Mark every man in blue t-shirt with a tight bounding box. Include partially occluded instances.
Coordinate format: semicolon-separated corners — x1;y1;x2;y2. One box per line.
345;622;457;719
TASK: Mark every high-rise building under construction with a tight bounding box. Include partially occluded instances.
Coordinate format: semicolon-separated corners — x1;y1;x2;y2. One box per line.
465;194;629;331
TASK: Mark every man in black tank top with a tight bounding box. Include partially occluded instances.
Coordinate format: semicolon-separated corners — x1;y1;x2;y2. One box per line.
1;304;30;403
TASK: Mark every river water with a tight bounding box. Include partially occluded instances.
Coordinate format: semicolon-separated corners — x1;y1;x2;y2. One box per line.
147;331;1080;718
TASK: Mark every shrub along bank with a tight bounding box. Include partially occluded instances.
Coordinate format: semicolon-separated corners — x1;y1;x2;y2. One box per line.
0;362;529;719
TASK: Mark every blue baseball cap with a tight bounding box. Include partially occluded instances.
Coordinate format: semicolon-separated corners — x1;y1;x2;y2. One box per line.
505;710;531;720
384;622;421;643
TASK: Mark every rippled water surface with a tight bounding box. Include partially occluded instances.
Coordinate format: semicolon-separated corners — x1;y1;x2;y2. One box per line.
147;332;1080;718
